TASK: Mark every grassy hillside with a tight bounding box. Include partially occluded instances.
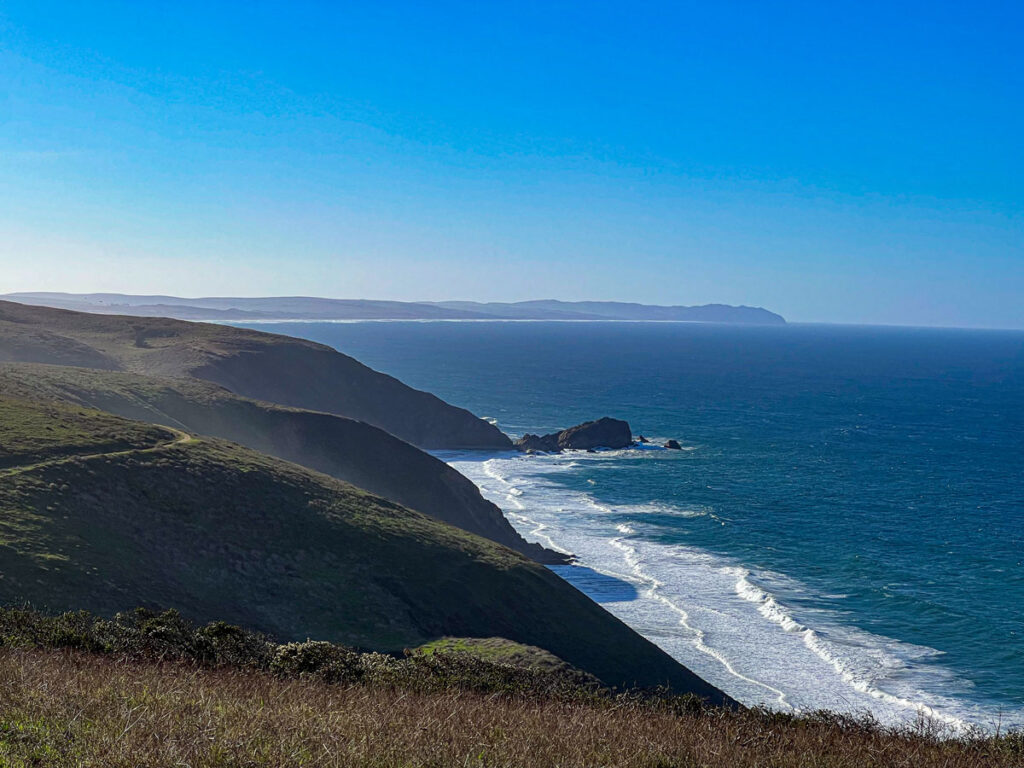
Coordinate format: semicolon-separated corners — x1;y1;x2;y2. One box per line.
0;363;562;562
0;299;511;449
0;398;172;470
0;396;724;700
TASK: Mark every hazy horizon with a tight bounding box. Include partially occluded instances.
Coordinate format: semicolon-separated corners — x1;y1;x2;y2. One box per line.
8;290;1024;331
1;2;1021;329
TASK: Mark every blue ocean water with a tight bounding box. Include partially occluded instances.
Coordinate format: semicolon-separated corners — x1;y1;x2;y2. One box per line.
241;320;1024;728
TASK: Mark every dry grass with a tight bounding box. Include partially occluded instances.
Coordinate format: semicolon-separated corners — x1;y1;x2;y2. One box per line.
0;649;1020;767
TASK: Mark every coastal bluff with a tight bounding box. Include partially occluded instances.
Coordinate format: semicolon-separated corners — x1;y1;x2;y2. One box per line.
0;300;510;451
0;301;569;563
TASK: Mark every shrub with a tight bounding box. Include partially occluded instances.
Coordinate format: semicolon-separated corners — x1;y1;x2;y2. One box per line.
0;606;105;652
194;621;274;668
270;640;363;683
0;606;657;707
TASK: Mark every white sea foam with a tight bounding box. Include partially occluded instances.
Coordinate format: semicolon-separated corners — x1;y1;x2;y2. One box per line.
726;567;967;727
442;448;1018;731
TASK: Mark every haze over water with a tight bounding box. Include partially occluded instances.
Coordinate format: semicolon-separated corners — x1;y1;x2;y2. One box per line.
242;320;1024;728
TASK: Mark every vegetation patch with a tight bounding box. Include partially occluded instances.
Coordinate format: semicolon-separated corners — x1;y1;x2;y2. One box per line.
416;636;599;683
0;607;607;702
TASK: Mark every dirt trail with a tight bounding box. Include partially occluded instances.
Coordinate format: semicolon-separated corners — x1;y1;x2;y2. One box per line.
0;427;194;478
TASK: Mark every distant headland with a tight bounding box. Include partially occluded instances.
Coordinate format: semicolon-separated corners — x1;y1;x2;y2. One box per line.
2;293;786;325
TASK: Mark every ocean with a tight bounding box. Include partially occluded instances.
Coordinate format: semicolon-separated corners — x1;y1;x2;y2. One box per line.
237;320;1024;729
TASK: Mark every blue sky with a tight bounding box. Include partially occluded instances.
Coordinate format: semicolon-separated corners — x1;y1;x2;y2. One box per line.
0;1;1021;327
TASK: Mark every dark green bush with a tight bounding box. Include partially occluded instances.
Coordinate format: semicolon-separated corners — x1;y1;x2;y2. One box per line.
195;621;274;668
0;606;273;668
0;607;106;653
270;640;362;683
0;606;691;711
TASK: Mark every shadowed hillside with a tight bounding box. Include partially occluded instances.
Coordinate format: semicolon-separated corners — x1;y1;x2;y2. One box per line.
0;396;726;700
0;364;561;562
0;300;511;450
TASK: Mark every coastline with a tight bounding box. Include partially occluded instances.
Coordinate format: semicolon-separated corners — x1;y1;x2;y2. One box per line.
234;318;1024;734
438;446;1021;732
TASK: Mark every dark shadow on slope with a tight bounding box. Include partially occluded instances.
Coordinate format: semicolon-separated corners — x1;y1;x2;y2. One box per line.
549;565;639;602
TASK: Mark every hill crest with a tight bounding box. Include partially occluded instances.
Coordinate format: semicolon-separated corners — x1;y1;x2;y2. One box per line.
0;300;511;450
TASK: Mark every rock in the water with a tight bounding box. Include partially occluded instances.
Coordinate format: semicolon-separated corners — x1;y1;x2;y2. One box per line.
637;435;649;444
515;417;634;452
664;439;682;450
557;417;633;450
514;433;561;453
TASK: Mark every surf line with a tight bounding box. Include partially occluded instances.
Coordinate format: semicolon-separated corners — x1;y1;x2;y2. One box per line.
608;529;792;709
481;459;575;556
480;455;791;709
475;453;973;729
728;567;967;729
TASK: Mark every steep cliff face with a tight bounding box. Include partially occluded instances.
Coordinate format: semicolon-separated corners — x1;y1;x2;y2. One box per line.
0;300;512;450
0;364;560;563
184;338;511;449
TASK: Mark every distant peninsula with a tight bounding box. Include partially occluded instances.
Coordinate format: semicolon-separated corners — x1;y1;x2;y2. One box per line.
2;293;786;325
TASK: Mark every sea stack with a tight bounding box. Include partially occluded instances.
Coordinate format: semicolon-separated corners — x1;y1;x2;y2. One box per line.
514;417;633;452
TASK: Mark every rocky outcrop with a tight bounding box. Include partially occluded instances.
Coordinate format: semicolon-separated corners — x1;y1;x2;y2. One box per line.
664;439;682;450
557;418;633;449
515;417;633;453
515;433;559;453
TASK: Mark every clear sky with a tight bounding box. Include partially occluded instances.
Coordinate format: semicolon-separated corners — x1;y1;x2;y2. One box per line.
0;1;1021;327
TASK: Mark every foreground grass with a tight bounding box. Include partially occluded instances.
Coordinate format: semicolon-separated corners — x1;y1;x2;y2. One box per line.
0;649;1021;768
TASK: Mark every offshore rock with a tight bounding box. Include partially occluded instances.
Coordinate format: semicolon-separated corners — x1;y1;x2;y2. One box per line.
515;433;560;453
514;417;633;452
557;418;633;450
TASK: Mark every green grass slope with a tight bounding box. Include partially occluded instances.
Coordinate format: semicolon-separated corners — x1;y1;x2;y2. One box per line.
415;636;596;680
0;363;562;562
0;299;511;449
0;398;171;470
0;397;727;702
